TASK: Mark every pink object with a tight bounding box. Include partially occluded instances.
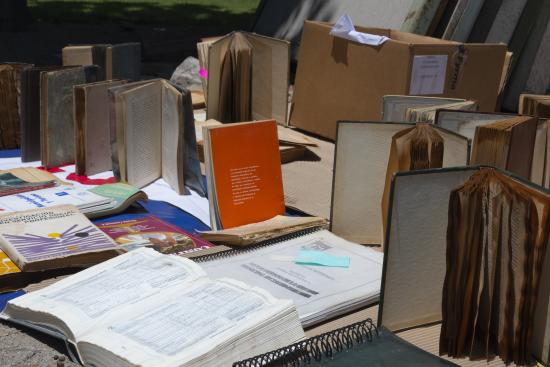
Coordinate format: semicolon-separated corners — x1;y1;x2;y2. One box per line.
199;68;208;79
66;173;116;185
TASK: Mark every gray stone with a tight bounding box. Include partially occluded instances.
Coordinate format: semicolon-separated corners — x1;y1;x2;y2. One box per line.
169;56;202;90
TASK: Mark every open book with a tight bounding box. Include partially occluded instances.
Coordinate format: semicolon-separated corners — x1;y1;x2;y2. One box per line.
0;63;32;149
470;115;538;179
40;66;99;168
109;79;203;194
1;248;305;367
331;121;468;245
200;229;383;327
382;95;477;122
441;168;550;364
519;93;550;118
202;32;290;125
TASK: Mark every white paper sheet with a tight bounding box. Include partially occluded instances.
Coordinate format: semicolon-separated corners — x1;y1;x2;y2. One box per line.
0;158;211;226
330;14;390;46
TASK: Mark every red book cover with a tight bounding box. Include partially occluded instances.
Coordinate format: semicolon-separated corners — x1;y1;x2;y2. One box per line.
97;215;215;256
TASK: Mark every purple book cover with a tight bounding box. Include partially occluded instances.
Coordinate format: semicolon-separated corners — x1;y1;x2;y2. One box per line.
0;205;117;266
97;215;215;256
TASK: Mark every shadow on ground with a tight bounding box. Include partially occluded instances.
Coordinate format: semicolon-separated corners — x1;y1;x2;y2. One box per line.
0;1;260;78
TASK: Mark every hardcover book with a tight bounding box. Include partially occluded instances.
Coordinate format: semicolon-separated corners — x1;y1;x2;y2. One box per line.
202;32;290;125
202;120;285;230
331;121;468;245
0;205;119;272
109;79;203;195
74;79;127;176
0;63;33;149
20;66;68;162
40;66;99;167
470;115;538;179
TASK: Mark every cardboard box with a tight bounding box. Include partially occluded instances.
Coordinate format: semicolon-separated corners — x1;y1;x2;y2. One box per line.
291;21;508;140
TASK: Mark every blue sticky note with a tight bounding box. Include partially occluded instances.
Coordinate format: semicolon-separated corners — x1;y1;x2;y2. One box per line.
295;250;350;268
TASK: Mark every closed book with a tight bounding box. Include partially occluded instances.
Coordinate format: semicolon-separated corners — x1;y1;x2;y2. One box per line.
203;120;285;230
0;63;33;149
0;205;119;272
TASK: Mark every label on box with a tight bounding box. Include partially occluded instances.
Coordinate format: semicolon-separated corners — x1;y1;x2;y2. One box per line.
409;55;448;95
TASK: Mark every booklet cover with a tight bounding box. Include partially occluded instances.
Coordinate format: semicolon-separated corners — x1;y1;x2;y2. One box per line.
0;205;118;271
97;215;215;256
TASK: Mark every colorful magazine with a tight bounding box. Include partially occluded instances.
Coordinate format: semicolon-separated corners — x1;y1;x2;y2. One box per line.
97;215;215;256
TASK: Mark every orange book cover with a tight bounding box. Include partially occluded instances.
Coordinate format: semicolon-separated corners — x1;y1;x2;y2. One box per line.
209;120;284;228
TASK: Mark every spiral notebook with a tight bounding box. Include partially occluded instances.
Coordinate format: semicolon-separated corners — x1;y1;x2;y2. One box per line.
232;319;458;367
197;229;383;327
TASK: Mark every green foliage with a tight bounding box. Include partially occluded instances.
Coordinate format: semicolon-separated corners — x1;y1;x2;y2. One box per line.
27;0;261;26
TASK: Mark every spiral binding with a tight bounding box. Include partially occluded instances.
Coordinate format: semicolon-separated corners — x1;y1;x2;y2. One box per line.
232;319;378;367
193;227;323;263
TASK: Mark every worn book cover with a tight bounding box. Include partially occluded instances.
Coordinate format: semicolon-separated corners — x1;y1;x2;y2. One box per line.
0;63;32;149
40;66;99;167
204;120;284;229
97;215;214;256
0;205;118;272
74;79;127;176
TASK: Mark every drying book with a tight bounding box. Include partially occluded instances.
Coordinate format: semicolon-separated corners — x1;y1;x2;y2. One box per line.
441;168;550;365
62;43;141;81
40;65;99;168
1;248;305;367
203;120;285;230
199;228;383;327
0;205;118;272
330;121;468;245
109;79;203;195
199;215;327;246
0;172;56;197
201;31;290;125
74;79;127;176
382;95;477;123
470;115;538;179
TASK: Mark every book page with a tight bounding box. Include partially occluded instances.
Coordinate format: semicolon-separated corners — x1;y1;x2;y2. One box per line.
201;230;383;326
4;248;206;341
161;81;184;194
123;82;162;188
78;278;294;367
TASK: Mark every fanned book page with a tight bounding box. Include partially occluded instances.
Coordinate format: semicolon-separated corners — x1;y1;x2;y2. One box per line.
471;116;538;179
440;168;550;365
218;32;253;122
381;123;444;234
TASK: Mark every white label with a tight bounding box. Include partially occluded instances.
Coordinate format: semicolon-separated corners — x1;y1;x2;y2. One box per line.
409;55;448;95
